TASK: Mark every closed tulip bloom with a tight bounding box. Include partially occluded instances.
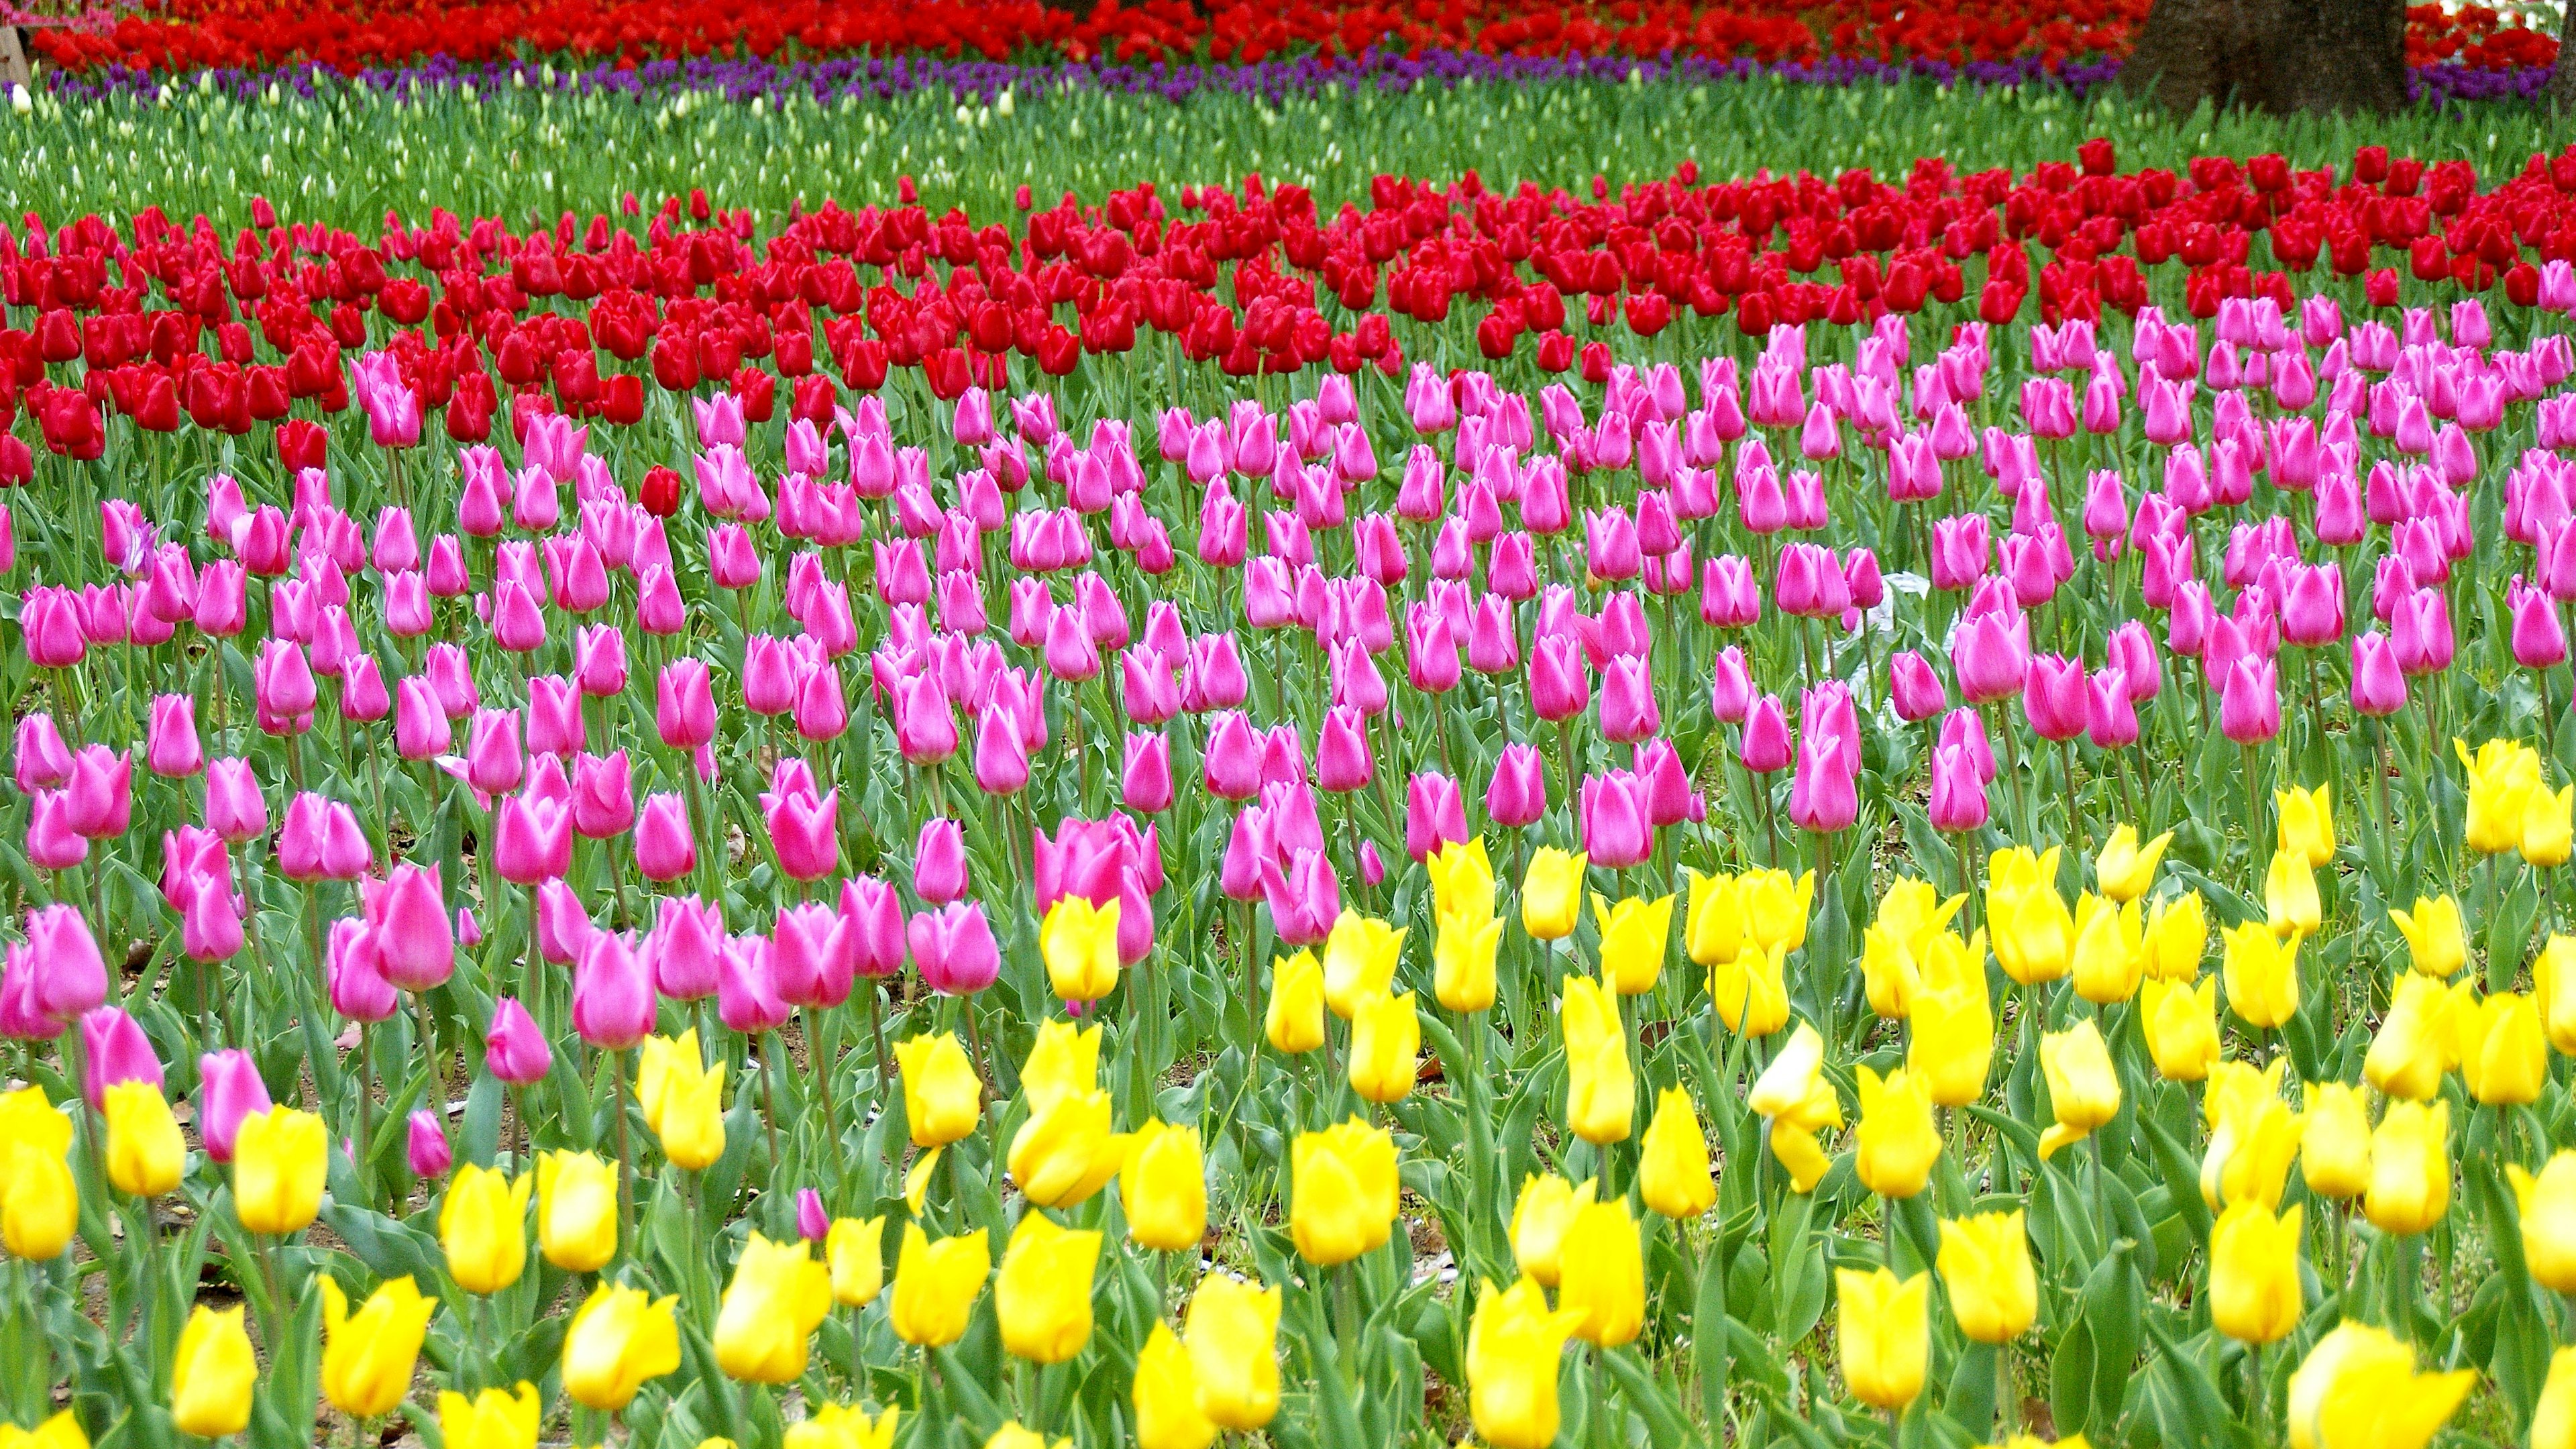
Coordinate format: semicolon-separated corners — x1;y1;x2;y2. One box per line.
1750;1023;1843;1193
824;1216;887;1307
1711;942;1792;1037
2526;784;2575;868
536;1150;618;1273
1433;908;1502;1014
716;1233;835;1383
1556;1197;1644;1348
2094;824;2171;902
2221;920;2301;1029
2209;1199;2306;1344
2388;894;2465;977
895;1032;981;1148
2200;1062;2302;1212
1290;1118;1399;1267
1836;1267;1929;1411
1183;1273;1282;1430
2364;974;2459;1101
1560;975;1635;1144
1509;1174;1593;1287
233;1106;327;1234
996;1212;1102;1364
2541;936;2576;1053
2461;991;2547;1106
2284;1322;2473;1449
561;1283;682;1411
437;1384;541;1449
1426;837;1496;926
1266;951;1327;1055
2461;739;2541;857
1854;1065;1940;1199
2147;891;2209;981
1320;911;1404;1019
2364;1099;2451;1236
1591;892;1674;996
441;1164;533;1295
2141;975;2221;1081
1017;1019;1102;1114
1740;867;1815;953
1990;876;2074;987
2511;1153;2576;1295
103;1081;184;1197
1520;847;1587;940
0;1132;75;1260
1684;869;1743;967
1133;1322;1216;1449
170;1305;257;1438
1465;1277;1587;1449
1347;990;1420;1104
1039;896;1122;1003
2070;893;2147;1006
2037;1020;2121;1161
1010;1085;1124;1208
2263;849;2321;940
1122;1121;1208;1252
2299;1082;2372;1201
653;1046;728;1173
1639;1087;1716;1220
890;1223;991;1347
1907;983;1994;1107
1935;1211;2036;1344
320;1275;436;1418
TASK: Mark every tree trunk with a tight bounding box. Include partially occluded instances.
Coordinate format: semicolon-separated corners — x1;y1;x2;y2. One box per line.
2548;0;2576;110
2122;0;2408;116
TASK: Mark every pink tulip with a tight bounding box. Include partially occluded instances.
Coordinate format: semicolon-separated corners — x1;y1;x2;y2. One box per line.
493;794;574;885
24;904;107;1025
1890;651;1946;722
2349;632;2409;716
366;863;453;991
718;936;793;1034
910;902;1002;995
327;920;400;1022
1928;743;1991;833
771;902;855;1008
485;998;553;1085
648;896;727;1002
1260;848;1340;947
914;818;971;904
79;1006;164;1110
1579;771;1654;869
147;695;203;777
635;793;698;882
27;792;86;871
2022;654;2089;743
65;745;132;840
2218;657;2282;744
1528;635;1589;722
1486;745;1548;829
1405;773;1470;862
656;659;716;750
408;1110;452;1178
1598;657;1660;743
1315;706;1373;793
196;1049;272;1163
572;751;637;839
13;712;71;795
1739;695;1792;774
572;931;656;1050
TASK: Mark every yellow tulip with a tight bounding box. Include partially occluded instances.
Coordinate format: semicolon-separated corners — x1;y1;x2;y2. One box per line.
890;1223;991;1347
1433;910;1503;1014
895;1032;982;1148
1835;1267;1929;1411
782;1406;896;1449
232;1105;327;1236
1989;873;2073;987
1121;1121;1207;1253
2198;1061;2301;1212
1289;1118;1398;1267
2298;1082;2373;1201
0;1141;74;1260
1557;1197;1644;1348
1854;1065;1939;1200
2145;890;2209;981
995;1212;1101;1364
2537;934;2576;1053
982;1426;1068;1449
319;1275;435;1418
715;1233;835;1383
561;1283;682;1411
0;1085;72;1165
1265;950;1326;1054
2096;824;2172;902
2208;1200;2305;1345
1321;910;1405;1019
1741;867;1815;953
636;1030;696;1134
641;1036;727;1172
102;1082;183;1198
1465;1277;1587;1449
1520;848;1588;941
2037;1019;2121;1161
2070;892;2145;1005
2363;1099;2451;1236
1559;974;1634;1145
2263;848;2320;940
826;1216;886;1307
1183;1273;1282;1430
1039;895;1122;1002
2534;1347;2576;1449
1346;989;1421;1105
437;1385;539;1449
535;1150;618;1273
2275;782;2335;867
2364;973;2457;1102
2461;990;2548;1106
1132;1322;1216;1449
1750;1023;1842;1193
440;1164;533;1295
1638;1087;1716;1221
1018;1020;1103;1117
2220;920;2300;1030
1591;892;1674;996
1008;1088;1126;1208
2388;894;2466;977
1509;1174;1594;1287
1684;869;1744;967
0;1415;85;1449
2461;739;2546;853
2510;1152;2576;1295
1874;877;1967;963
1427;837;1497;925
1935;1211;2035;1344
170;1305;258;1439
2526;783;2576;867
1860;924;1920;1021
2140;975;2220;1082
2284;1321;2473;1449
1907;983;1993;1108
1710;941;1790;1037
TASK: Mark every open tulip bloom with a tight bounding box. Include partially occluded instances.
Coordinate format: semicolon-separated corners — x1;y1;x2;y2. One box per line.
8;70;2576;1449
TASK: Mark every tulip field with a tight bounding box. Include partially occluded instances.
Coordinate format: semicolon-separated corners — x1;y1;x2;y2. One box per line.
10;17;2576;1449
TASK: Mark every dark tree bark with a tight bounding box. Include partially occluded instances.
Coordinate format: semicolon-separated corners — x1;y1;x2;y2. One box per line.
2548;0;2576;110
2122;0;2409;116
